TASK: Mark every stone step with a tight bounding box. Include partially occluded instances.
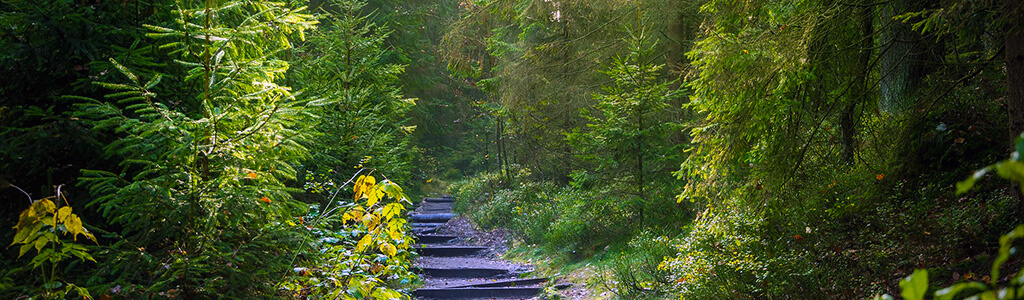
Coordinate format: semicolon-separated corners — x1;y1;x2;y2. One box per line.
412;227;438;234
415;246;487;257
410;213;455;223
416;267;509;278
417;210;452;215
411;223;442;234
413;287;542;299
422;197;455;203
450;277;548;288
415;234;457;244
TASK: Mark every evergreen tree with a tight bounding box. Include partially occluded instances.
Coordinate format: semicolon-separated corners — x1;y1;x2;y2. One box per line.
568;27;683;201
74;1;316;296
290;0;416;192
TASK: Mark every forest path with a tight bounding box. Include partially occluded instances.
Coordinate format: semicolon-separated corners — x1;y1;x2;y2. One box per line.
410;196;546;300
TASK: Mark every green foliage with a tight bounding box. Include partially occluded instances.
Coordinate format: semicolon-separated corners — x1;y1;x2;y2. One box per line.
442;0;692;181
608;232;676;299
566;26;684;199
2;0;422;298
290;0;416;192
957;133;1024;195
73;1;317;297
447;166;689;264
871;225;1024;300
873;133;1024;300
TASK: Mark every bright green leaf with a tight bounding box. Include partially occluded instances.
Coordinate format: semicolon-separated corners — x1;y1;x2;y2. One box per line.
33;235;48;253
900;269;929;300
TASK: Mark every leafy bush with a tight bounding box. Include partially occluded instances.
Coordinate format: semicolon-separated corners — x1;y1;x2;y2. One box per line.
608;231;676;299
281;174;417;299
446;167;689;263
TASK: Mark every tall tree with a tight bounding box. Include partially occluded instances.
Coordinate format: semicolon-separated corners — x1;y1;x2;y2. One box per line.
568;27;682;200
75;1;316;296
291;0;416;188
1006;0;1024;141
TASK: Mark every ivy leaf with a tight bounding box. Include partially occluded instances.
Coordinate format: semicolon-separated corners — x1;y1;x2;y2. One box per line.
899;269;929;300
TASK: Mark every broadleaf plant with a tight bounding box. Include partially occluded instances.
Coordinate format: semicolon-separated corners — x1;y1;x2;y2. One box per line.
9;186;96;300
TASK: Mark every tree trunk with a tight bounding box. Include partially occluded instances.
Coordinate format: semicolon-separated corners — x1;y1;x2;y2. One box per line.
1006;0;1024;140
878;0;917;115
841;1;873;162
1004;0;1024;207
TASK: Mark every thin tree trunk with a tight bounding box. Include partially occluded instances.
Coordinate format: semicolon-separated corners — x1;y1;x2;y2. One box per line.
1006;0;1024;139
841;1;873;162
1004;0;1024;206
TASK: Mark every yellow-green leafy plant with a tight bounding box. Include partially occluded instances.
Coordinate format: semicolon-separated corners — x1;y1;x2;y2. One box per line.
281;171;416;299
9;186;96;299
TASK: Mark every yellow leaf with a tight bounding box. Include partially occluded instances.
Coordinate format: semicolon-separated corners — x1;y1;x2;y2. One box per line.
362;212;378;230
353;175;367;200
36;199;56;214
344;207;364;223
388;227;402;241
383;203;403;219
356;234;372;252
15;206;37;230
366;188;380;207
379;243;397;257
65;214;84;241
57;206;72;223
